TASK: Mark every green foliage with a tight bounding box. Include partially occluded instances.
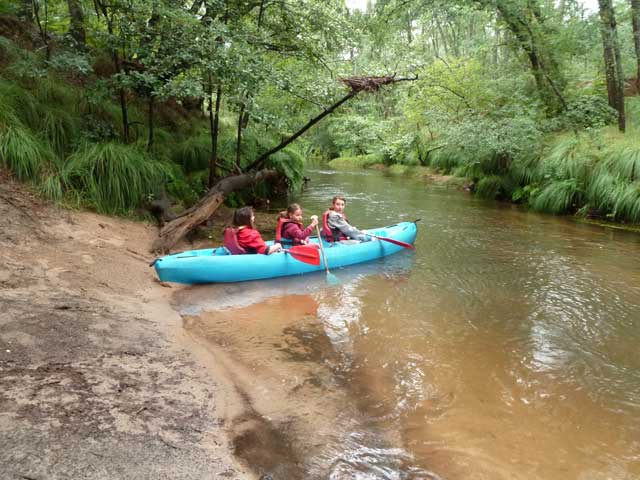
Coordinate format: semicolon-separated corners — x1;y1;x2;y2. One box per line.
0;36;19;64
561;95;617;130
609;183;640;222
0;80;41;129
46;51;93;77
267;146;305;189
475;175;504;200
601;138;640;182
327;114;386;156
40;107;80;155
172;135;211;173
63;143;166;214
328;153;384;169
39;169;65;202
536;133;602;184
0;122;52;181
428;148;468;173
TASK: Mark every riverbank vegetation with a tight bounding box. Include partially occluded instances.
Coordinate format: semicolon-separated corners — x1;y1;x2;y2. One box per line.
1;0;640;230
316;0;640;224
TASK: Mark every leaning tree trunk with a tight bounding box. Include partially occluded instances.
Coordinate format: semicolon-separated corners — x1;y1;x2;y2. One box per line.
152;169;279;253
598;0;626;132
244;90;358;171
631;0;640;91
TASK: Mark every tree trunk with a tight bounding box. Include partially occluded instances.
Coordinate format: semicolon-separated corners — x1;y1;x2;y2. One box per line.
147;96;154;151
95;0;130;142
493;0;567;113
20;0;33;21
598;0;626;131
631;0;640;91
208;76;223;187
67;0;86;48
235;103;245;171
151;169;280;253
33;0;50;60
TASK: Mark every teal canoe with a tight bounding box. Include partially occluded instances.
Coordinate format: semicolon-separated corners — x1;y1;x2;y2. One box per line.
153;221;418;284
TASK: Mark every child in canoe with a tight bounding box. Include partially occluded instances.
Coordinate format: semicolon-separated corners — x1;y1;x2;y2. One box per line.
224;206;283;254
322;196;371;243
276;203;319;246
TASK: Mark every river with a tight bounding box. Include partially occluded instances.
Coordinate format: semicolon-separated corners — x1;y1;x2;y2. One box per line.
175;168;640;479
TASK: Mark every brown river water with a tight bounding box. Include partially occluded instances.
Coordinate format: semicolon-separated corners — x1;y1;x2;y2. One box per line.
175;169;640;479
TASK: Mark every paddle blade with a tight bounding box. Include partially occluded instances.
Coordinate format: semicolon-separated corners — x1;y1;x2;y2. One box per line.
371;234;414;249
286;245;321;266
326;271;341;285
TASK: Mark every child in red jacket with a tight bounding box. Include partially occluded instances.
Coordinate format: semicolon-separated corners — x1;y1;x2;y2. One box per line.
232;206;282;254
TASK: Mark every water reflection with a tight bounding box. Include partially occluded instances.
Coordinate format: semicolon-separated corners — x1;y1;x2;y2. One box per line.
173;249;415;315
176;168;640;479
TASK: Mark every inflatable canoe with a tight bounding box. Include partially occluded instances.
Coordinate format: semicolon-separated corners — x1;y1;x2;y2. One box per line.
153;221;418;284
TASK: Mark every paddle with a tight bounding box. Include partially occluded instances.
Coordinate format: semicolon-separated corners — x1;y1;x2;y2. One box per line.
368;234;414;249
284;245;320;266
315;225;340;284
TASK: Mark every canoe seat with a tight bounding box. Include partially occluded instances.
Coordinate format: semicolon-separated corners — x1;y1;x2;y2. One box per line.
223;227;247;255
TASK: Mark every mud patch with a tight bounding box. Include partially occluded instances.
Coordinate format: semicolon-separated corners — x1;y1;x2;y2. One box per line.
232;409;304;479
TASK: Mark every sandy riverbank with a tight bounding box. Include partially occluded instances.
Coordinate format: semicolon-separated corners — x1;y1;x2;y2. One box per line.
0;173;253;479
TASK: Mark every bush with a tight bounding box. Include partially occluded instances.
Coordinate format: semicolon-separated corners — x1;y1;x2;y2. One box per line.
475;175;504;199
561;95;617;130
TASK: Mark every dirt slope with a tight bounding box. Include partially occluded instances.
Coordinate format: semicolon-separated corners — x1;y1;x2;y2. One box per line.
0;172;252;480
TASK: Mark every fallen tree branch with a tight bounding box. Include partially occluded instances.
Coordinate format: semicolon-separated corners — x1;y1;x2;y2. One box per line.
151;169;279;253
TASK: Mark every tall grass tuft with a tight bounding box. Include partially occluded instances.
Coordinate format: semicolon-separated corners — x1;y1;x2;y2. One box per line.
601;138;640;182
587;171;619;213
63;142;167;214
537;134;600;183
0;80;41;129
532;179;582;214
39;169;65;202
611;182;640;222
0;122;52;181
428;148;466;173
34;78;79;112
39;107;79;155
172;135;211;173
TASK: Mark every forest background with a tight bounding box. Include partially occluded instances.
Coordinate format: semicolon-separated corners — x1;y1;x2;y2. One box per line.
1;0;640;238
